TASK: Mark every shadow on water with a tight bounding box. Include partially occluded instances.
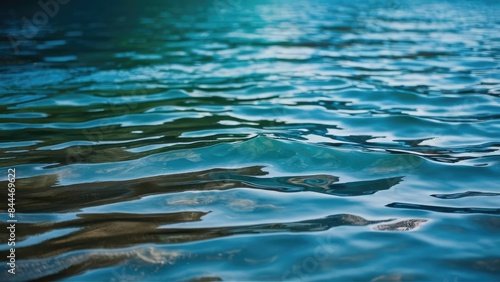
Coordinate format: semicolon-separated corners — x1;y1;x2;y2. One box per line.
9;213;393;260
206;170;403;196
1;212;426;281
431;191;500;199
386;202;500;215
1;167;403;213
1;0;499;280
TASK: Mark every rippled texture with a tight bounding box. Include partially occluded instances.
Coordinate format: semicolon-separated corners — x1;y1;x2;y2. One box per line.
0;0;499;281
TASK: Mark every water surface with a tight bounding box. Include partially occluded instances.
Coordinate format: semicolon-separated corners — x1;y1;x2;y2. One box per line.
0;0;499;281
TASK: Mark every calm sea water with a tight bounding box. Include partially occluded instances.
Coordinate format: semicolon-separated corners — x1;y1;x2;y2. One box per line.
1;0;499;281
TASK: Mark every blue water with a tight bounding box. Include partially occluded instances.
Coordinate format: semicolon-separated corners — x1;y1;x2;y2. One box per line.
0;0;499;281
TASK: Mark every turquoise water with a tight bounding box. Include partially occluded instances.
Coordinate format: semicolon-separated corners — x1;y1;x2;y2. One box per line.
0;0;499;281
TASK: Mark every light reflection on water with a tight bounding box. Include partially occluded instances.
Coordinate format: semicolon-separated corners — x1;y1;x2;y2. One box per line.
0;0;499;281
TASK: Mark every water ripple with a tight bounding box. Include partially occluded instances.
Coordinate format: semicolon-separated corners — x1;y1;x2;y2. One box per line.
1;0;499;281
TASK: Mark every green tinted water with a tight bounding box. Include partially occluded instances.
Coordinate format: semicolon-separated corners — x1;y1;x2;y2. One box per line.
0;0;499;281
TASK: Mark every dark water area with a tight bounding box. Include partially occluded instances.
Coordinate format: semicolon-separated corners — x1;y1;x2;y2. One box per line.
0;0;499;281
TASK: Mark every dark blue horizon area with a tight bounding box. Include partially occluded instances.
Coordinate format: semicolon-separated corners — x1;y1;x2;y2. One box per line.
0;0;499;281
